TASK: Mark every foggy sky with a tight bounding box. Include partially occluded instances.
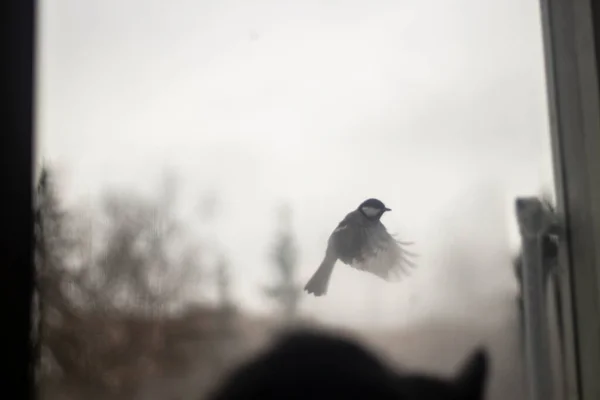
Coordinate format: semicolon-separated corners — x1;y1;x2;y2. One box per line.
38;0;554;328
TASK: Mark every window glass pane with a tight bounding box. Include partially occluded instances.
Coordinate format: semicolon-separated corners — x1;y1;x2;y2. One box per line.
36;1;554;399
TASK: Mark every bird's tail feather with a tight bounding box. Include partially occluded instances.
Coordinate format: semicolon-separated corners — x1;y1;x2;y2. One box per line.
304;254;337;297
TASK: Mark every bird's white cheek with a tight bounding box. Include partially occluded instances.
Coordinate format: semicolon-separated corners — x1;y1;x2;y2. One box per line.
361;206;380;218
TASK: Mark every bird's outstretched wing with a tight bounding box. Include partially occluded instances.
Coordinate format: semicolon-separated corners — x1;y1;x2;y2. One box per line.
350;224;416;281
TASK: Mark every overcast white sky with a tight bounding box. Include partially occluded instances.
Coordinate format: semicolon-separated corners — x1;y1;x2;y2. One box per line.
37;0;554;328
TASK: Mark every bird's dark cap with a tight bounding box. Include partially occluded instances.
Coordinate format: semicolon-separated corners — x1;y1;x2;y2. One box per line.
359;198;390;211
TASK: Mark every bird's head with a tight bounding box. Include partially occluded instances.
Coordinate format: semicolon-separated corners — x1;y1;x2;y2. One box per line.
358;198;391;220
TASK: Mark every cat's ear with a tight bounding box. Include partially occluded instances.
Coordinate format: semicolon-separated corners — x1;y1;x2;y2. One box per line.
454;347;489;400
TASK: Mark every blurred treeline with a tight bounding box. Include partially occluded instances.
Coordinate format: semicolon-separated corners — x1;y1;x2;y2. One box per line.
32;165;539;400
33;166;305;400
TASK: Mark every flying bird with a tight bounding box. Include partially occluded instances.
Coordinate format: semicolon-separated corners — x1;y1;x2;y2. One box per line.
304;198;416;296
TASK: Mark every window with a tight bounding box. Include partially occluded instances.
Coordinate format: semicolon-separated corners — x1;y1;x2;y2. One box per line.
19;1;599;399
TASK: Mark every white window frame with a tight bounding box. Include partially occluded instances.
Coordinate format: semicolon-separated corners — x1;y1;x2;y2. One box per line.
539;0;600;399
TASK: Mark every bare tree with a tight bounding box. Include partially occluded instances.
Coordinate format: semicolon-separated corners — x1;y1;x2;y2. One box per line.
216;256;234;311
32;170;241;400
264;204;301;322
35;167;75;303
76;173;202;314
33;166;92;394
214;255;240;365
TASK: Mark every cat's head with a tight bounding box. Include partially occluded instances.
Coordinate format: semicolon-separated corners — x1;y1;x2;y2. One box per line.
207;330;489;400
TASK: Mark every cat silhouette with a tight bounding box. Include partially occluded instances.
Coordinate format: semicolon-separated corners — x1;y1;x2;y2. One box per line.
207;329;488;400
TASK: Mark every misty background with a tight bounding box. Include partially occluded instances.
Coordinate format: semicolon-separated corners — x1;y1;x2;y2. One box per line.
35;0;555;399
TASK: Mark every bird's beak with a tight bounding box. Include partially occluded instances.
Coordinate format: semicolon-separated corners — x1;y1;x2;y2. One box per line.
384;207;391;212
